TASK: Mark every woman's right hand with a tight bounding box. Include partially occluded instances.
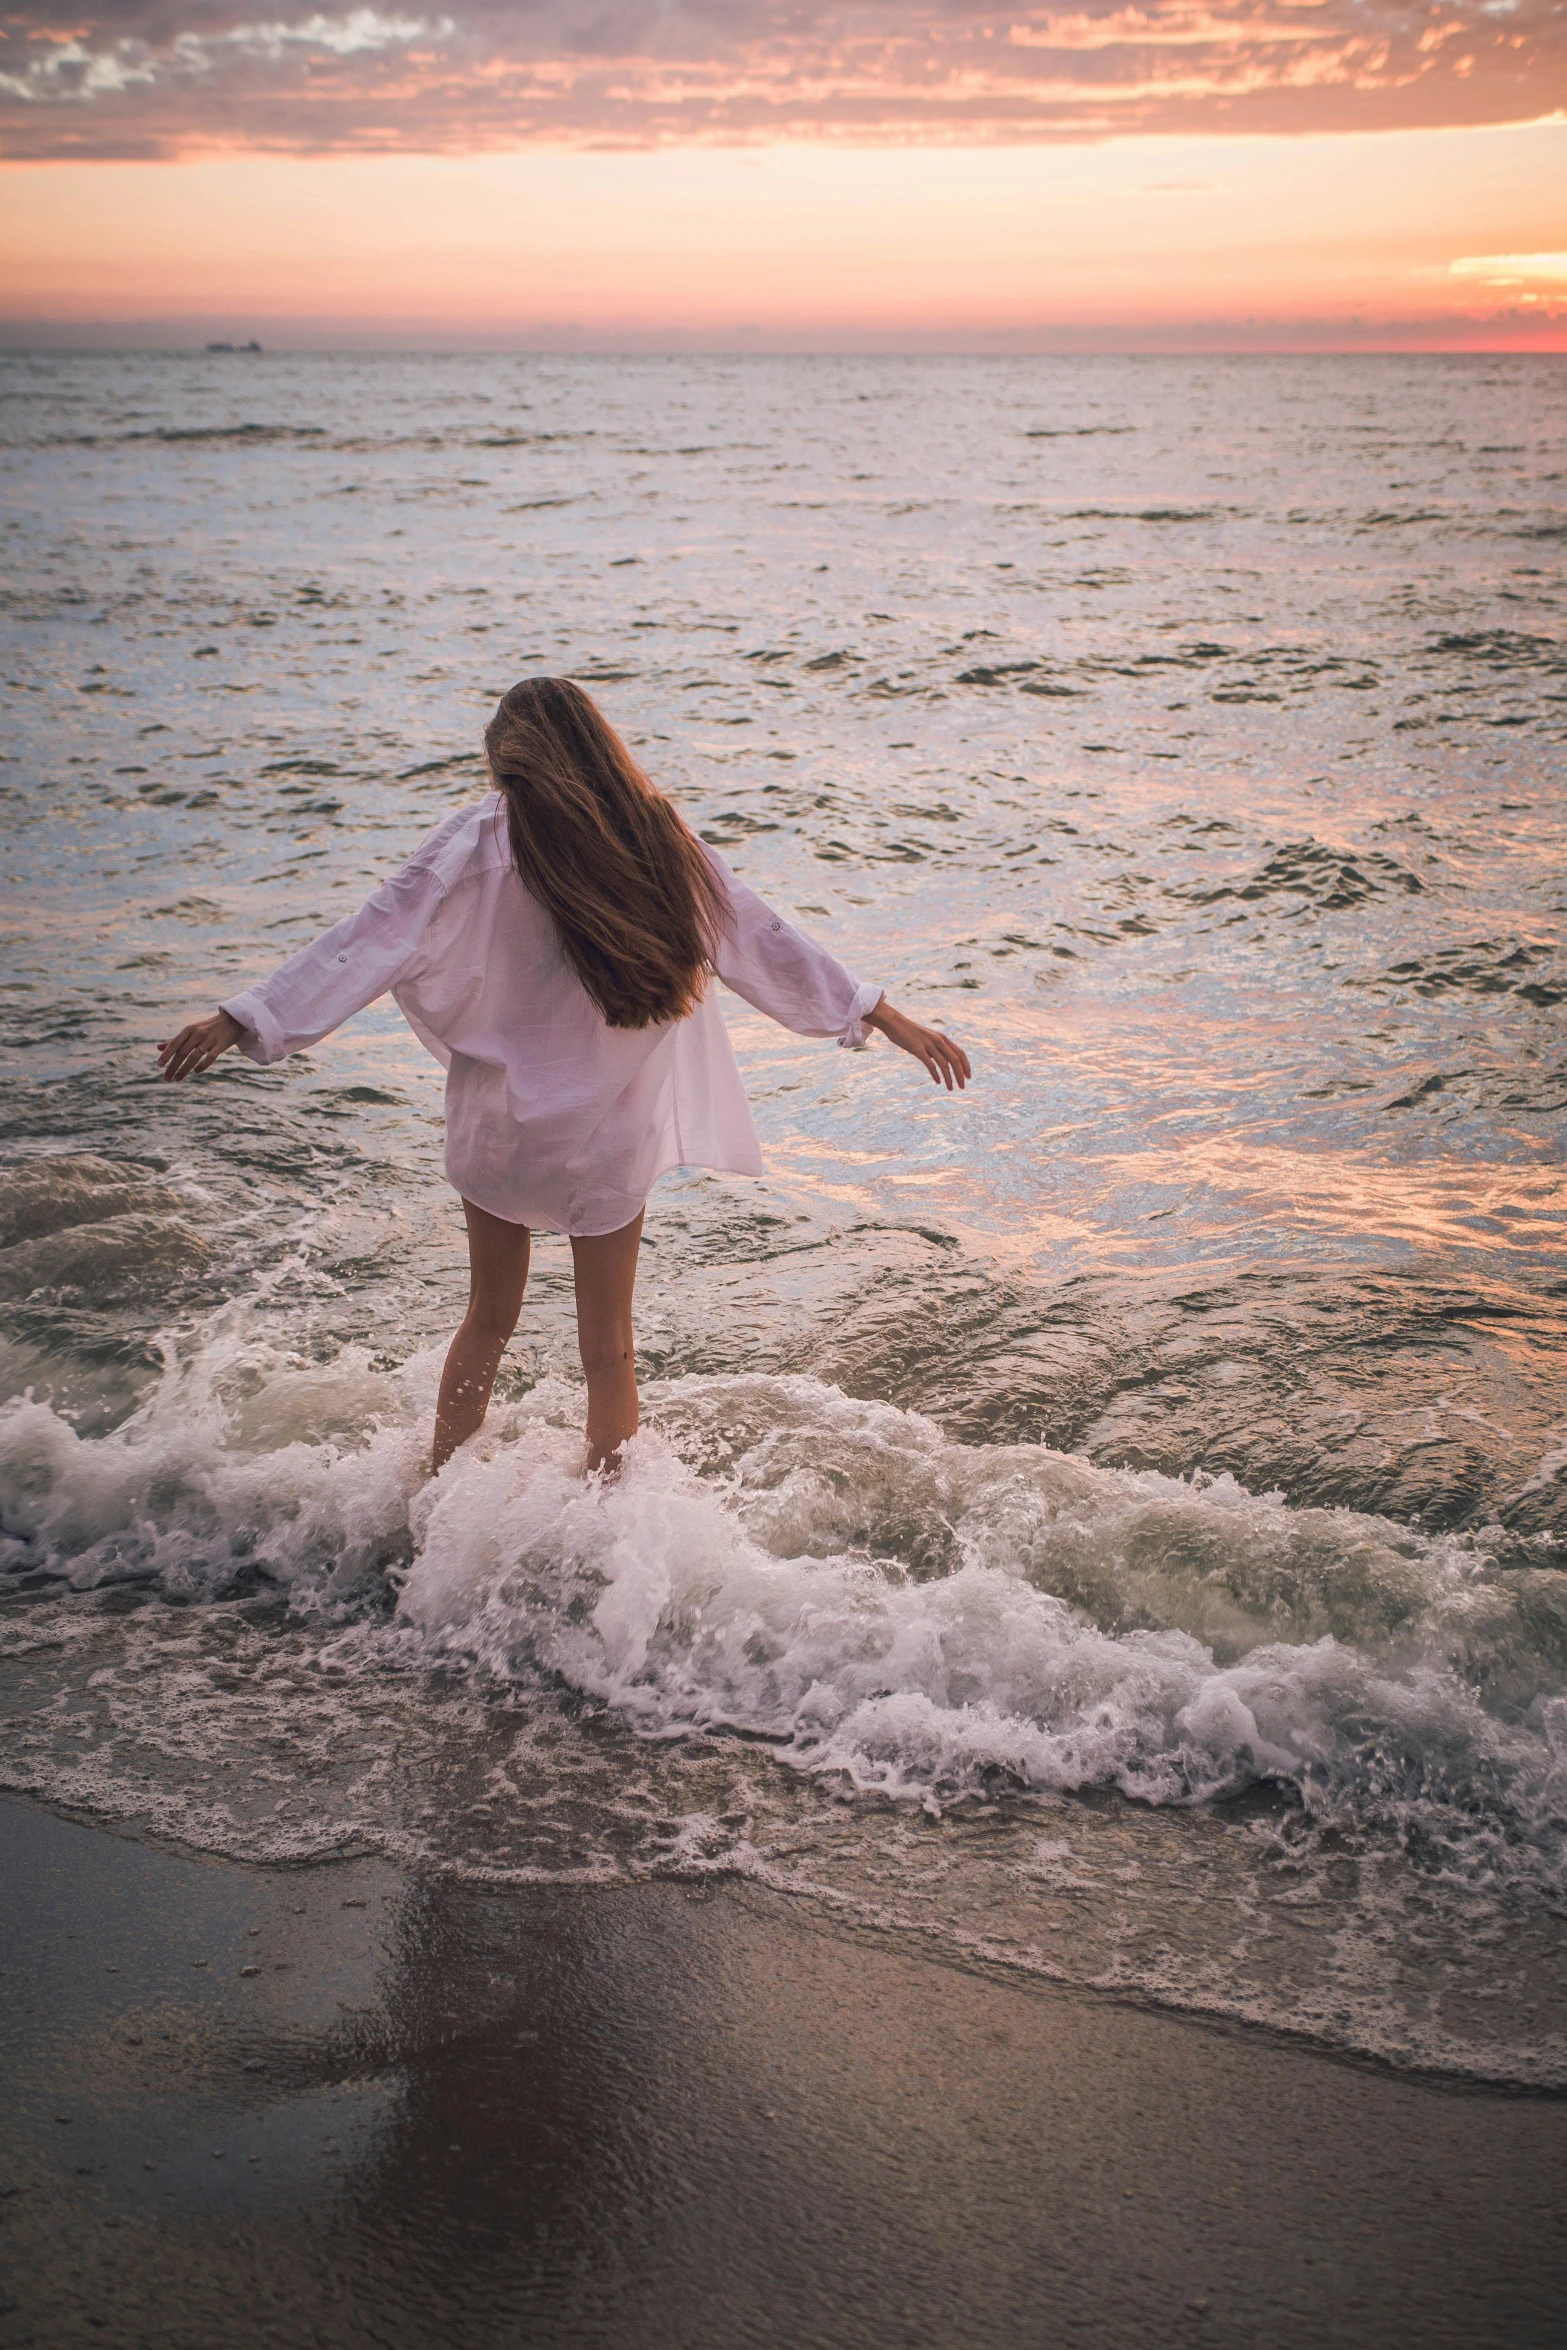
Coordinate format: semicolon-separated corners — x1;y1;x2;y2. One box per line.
157;1008;244;1082
864;997;971;1090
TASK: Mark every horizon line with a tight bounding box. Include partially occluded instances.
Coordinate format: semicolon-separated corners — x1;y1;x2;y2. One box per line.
5;310;1567;358
3;339;1564;359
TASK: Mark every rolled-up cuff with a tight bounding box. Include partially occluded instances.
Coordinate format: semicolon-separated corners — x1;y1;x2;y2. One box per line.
219;989;286;1066
837;984;884;1051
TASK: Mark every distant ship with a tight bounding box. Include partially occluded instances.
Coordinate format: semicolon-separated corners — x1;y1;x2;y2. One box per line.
205;340;263;354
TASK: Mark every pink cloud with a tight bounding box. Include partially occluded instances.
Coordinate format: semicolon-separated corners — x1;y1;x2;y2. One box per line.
0;4;1560;160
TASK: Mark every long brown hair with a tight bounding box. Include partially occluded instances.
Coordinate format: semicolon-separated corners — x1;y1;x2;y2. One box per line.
484;676;725;1029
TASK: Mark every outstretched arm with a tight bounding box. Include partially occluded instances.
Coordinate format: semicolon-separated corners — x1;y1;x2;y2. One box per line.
703;844;971;1088
863;996;971;1091
155;850;451;1082
706;846;881;1043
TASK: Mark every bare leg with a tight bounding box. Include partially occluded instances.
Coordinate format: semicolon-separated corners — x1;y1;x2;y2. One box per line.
570;1210;644;1475
432;1200;531;1473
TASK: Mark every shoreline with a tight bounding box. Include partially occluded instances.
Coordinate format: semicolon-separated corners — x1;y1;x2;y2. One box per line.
3;1794;1565;2349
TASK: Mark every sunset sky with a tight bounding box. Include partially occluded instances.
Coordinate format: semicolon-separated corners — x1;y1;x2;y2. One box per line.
1;4;1563;347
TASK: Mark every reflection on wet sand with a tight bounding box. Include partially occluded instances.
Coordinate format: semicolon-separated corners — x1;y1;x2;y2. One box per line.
6;1799;1567;2350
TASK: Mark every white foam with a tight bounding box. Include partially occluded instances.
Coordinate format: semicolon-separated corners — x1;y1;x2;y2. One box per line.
3;1333;1564;1897
391;1386;1565;1889
0;1302;430;1599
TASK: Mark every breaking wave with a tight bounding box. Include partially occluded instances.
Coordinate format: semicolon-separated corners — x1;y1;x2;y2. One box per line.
4;1311;1564;1903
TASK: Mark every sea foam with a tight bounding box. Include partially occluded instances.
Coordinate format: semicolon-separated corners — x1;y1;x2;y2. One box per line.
4;1323;1564;1900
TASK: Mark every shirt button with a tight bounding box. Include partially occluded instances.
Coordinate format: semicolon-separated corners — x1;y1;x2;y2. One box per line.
338;954;348;963
770;920;781;932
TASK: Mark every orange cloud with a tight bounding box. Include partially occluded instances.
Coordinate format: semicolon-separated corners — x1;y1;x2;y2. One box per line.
1451;248;1567;282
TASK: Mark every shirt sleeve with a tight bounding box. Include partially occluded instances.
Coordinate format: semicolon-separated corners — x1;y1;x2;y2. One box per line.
703;845;882;1048
219;855;449;1067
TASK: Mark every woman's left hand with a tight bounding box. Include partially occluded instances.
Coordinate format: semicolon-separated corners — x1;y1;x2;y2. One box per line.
157;1009;244;1082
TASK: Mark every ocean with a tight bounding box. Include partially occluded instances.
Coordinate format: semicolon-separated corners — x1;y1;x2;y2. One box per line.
2;349;1563;2087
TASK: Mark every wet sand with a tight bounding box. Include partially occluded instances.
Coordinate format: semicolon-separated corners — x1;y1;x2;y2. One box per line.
2;1793;1564;2350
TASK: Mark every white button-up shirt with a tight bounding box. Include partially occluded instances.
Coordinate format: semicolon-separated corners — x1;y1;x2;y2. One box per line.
220;795;881;1235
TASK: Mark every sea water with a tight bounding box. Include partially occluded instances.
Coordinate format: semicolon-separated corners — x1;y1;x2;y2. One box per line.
1;350;1563;2084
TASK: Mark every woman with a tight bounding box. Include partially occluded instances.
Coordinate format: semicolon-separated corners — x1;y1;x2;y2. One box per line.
158;678;971;1475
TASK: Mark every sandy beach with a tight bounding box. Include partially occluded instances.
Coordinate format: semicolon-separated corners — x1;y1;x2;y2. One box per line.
3;1792;1564;2349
